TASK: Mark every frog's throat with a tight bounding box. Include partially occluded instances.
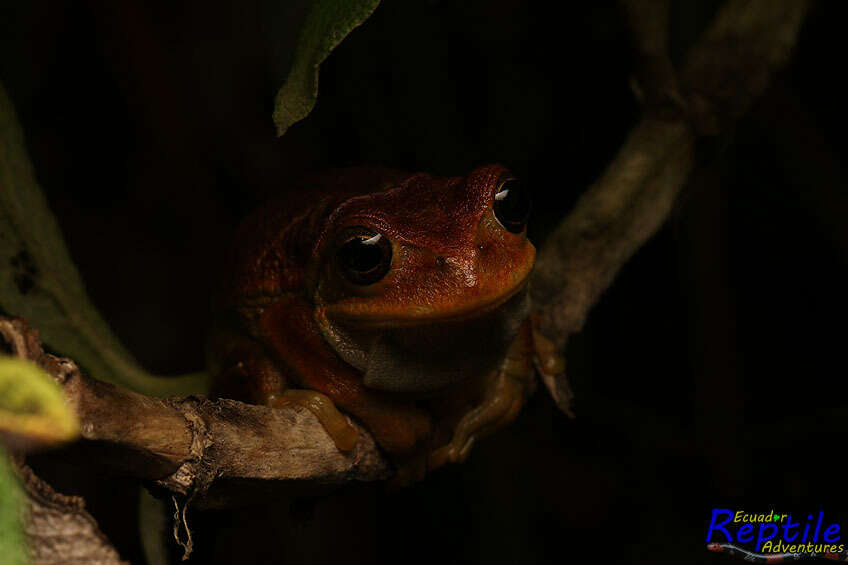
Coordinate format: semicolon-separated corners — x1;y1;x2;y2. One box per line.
314;288;531;394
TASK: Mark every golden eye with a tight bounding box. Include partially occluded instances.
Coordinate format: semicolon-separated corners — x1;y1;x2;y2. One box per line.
335;227;393;285
494;178;532;234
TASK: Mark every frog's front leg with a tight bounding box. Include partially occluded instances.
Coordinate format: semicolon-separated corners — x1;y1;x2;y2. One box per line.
209;325;360;452
268;389;360;452
428;315;570;469
428;321;536;469
258;296;433;455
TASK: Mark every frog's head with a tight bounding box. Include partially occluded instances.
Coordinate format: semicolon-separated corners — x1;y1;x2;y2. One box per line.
310;165;535;393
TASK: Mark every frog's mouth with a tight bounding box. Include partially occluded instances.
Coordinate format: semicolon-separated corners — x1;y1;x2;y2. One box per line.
336;277;529;328
319;253;535;329
315;285;531;394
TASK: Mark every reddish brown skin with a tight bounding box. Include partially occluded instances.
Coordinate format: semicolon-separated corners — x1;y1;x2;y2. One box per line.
209;165;535;456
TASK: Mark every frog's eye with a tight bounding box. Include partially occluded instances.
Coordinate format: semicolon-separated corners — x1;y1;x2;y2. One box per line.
335;227;393;285
493;178;531;234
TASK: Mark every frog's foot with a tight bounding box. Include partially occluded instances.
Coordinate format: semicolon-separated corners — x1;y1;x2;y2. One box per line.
530;316;574;418
428;368;525;470
269;389;359;452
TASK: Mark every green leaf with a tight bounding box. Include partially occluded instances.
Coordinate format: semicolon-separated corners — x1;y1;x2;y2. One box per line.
273;0;381;136
0;357;69;565
138;488;169;565
0;447;28;565
0;356;78;449
0;83;207;397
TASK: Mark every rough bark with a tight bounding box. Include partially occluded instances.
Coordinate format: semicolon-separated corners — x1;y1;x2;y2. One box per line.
13;459;128;565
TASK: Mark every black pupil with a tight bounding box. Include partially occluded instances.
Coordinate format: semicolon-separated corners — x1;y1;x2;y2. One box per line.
341;237;382;272
494;179;531;233
337;231;392;285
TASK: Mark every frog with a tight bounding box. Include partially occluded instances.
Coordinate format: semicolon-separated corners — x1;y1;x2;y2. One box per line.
208;165;564;481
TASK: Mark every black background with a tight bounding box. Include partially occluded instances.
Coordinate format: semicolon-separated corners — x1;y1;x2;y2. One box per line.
2;1;847;563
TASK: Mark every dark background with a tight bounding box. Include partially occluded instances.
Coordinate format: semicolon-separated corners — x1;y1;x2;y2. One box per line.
2;1;847;563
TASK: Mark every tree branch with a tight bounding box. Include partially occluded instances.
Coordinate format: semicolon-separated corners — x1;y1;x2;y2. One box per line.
1;318;387;510
530;0;808;411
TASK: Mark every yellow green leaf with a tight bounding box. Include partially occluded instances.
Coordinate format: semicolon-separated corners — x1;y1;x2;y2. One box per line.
0;357;78;449
0;447;29;565
273;0;381;136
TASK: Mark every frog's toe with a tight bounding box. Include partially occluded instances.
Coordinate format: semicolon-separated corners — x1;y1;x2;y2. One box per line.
269;389;359;452
530;324;574;418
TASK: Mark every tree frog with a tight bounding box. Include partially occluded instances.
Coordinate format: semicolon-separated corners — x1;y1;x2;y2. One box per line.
208;165;562;481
